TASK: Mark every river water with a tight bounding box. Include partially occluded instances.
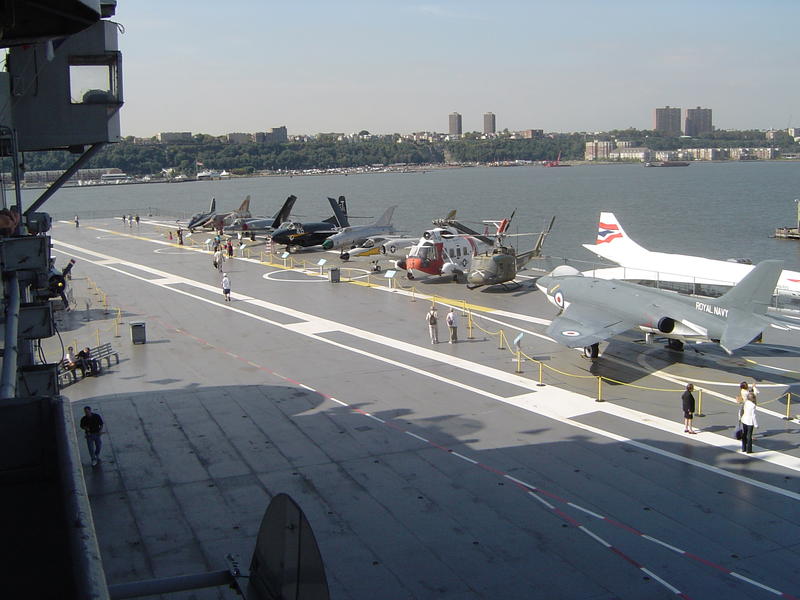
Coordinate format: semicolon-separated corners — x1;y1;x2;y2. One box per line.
23;161;800;270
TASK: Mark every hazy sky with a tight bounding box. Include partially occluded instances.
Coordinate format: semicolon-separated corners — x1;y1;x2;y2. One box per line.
116;1;799;137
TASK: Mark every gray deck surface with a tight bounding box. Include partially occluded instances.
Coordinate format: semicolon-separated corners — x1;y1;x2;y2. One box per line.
50;217;800;599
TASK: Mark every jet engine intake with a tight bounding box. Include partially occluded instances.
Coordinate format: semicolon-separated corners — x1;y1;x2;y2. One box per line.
658;317;675;333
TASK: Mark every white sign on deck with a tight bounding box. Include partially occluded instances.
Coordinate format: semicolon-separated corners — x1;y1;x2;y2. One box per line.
281;252;290;259
317;259;327;266
513;332;524;347
384;270;397;278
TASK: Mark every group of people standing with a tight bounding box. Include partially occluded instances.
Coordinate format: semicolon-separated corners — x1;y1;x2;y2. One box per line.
681;380;759;454
120;214;140;227
425;305;459;344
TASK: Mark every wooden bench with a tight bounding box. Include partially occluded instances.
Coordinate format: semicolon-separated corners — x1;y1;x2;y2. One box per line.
56;342;119;388
92;342;120;367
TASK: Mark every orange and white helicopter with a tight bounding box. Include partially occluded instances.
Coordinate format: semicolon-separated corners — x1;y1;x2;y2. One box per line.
396;212;512;281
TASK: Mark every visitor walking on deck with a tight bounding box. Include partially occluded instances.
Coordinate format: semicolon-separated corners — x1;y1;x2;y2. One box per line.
213;248;225;271
222;273;231;301
446;308;458;344
740;391;758;453
681;383;697;434
134;214;140;226
74;215;79;228
79;406;104;467
426;306;439;344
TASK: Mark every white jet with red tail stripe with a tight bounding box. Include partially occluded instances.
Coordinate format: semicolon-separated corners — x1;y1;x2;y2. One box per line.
582;212;800;299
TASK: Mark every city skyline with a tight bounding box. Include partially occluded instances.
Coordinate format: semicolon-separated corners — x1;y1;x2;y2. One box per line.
116;1;799;137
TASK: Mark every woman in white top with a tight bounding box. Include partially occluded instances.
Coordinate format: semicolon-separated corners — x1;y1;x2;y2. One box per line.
740;391;758;454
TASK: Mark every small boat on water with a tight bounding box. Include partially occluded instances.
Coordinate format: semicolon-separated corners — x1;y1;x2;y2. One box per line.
644;161;690;167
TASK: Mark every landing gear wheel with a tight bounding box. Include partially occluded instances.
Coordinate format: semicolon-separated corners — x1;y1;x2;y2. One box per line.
407;272;415;280
667;338;685;351
372;265;382;272
288;245;299;254
583;343;599;359
250;233;256;241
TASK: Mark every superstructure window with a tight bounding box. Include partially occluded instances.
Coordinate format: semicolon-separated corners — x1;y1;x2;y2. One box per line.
69;52;121;104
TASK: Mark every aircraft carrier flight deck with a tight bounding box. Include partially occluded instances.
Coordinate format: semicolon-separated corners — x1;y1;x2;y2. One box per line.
50;217;800;600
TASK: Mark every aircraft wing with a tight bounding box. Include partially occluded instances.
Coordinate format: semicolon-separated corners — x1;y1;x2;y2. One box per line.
546;304;637;348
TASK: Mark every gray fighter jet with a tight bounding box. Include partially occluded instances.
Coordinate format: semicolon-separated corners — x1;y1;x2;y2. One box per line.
536;259;791;358
321;204;397;254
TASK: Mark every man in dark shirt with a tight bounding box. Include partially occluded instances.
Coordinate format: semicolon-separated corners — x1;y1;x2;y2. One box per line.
681;383;697;434
79;406;104;466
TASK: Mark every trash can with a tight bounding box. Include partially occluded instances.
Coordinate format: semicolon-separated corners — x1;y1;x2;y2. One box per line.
130;321;146;344
329;267;340;283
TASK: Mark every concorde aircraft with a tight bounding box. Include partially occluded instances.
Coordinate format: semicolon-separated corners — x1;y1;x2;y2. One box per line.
537;259;792;358
582;212;800;298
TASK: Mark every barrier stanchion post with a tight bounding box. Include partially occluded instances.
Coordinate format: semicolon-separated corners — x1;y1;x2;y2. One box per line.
537;361;545;386
467;309;474;340
696;389;705;417
103;293;109;315
784;392;792;421
515;350;523;374
596;377;604;402
498;330;505;350
410;287;416;302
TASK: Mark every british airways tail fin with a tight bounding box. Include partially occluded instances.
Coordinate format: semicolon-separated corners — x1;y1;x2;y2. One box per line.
375;205;396;227
582;212;648;262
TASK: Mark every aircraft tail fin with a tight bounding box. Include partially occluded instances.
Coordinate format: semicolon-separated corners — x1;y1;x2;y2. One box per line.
532;215;556;256
720;312;771;354
719;259;783;314
326;196;349;228
237;195;250;214
270;195;297;229
582;212;648;262
209;197;216;213
375;205;396;227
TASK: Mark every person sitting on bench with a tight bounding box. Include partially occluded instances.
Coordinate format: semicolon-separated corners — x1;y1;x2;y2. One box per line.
78;347;99;376
65;346;87;378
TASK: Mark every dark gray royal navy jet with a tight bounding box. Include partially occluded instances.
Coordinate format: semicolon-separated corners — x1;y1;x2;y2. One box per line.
270;196;349;252
537;259;795;358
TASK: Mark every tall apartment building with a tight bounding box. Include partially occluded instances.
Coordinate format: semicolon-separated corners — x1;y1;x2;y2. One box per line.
255;126;288;144
585;140;614;161
449;112;462;136
684;107;712;137
654;106;682;136
483;112;496;134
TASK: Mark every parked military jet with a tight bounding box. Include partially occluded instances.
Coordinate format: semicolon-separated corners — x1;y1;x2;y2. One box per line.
537;259;789;358
187;195;252;231
321;205;397;254
222;195;297;240
270;196;349;251
338;236;417;262
186;197;216;230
